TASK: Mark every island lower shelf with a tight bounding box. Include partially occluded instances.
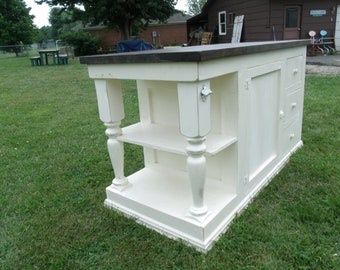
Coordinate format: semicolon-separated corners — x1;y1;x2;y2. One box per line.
105;165;238;248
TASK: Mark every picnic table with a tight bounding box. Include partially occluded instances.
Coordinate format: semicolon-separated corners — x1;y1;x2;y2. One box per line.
38;49;59;65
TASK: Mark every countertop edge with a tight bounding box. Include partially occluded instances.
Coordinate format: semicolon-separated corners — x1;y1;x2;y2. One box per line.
80;40;310;65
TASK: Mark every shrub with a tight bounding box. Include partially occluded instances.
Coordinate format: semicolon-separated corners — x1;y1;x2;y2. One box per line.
61;30;100;56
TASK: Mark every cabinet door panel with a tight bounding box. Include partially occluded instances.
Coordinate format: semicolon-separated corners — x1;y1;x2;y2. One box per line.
247;70;280;180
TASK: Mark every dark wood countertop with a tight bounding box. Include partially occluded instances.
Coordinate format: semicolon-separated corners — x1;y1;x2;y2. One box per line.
80;40;309;65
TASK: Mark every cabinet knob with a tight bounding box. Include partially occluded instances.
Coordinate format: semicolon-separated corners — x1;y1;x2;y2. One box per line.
201;86;212;102
279;110;285;120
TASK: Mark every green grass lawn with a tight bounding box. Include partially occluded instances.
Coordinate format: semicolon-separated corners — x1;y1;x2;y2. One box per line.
0;54;339;269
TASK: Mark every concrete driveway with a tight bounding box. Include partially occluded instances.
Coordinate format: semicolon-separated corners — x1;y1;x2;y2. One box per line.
306;53;340;75
307;54;340;67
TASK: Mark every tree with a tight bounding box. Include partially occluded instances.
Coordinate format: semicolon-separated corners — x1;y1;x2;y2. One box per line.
0;0;36;55
35;26;53;44
187;0;207;16
49;7;78;40
36;0;177;40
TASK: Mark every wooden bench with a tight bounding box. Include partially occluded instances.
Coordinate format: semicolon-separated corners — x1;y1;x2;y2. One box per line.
30;56;41;66
58;55;68;64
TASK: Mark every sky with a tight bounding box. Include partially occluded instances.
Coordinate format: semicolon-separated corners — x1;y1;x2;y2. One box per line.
24;0;189;28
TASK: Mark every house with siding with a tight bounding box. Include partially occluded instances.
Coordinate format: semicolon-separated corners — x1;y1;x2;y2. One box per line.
79;12;191;50
187;0;340;50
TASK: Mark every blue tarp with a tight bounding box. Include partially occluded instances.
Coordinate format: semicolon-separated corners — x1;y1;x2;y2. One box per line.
117;40;154;53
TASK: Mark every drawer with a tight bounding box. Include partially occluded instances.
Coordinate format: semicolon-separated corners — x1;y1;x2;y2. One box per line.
281;116;302;155
284;90;303;122
285;56;304;91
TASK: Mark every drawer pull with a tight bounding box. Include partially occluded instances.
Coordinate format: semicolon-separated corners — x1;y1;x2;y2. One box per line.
293;68;299;74
289;133;295;139
291;102;297;109
279;110;285;120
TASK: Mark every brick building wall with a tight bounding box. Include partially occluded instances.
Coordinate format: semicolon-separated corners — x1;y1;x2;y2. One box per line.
83;28;121;50
85;23;189;50
82;13;192;50
139;23;189;46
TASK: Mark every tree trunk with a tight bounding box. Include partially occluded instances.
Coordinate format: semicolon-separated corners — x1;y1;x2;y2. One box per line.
119;20;132;40
14;46;20;57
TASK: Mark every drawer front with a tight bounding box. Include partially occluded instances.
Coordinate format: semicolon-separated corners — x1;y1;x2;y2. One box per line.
281;116;302;155
284;90;303;122
285;56;303;91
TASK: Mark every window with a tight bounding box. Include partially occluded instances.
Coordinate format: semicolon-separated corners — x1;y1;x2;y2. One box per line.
228;12;236;25
285;7;299;28
219;11;227;35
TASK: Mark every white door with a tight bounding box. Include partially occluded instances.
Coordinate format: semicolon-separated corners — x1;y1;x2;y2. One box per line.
335;5;340;51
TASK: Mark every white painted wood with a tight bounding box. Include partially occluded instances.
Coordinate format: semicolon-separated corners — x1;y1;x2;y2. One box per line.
88;62;199;81
137;80;180;126
105;123;128;187
335;5;340;51
84;42;307;252
247;68;280;180
186;137;209;218
231;15;244;43
176;81;213;217
94;79;128;187
104;165;238;250
177;81;211;137
94;79;124;123
118;123;237;156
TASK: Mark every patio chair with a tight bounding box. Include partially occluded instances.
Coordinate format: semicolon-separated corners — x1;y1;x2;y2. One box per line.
320;30;335;54
309;30;324;54
200;32;213;45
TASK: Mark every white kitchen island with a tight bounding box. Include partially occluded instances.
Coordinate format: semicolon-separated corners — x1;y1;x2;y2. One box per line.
80;40;308;252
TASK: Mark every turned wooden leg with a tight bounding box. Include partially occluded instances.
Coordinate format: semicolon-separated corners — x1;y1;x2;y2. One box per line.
177;81;212;219
105;122;128;186
186;137;208;216
94;79;128;188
